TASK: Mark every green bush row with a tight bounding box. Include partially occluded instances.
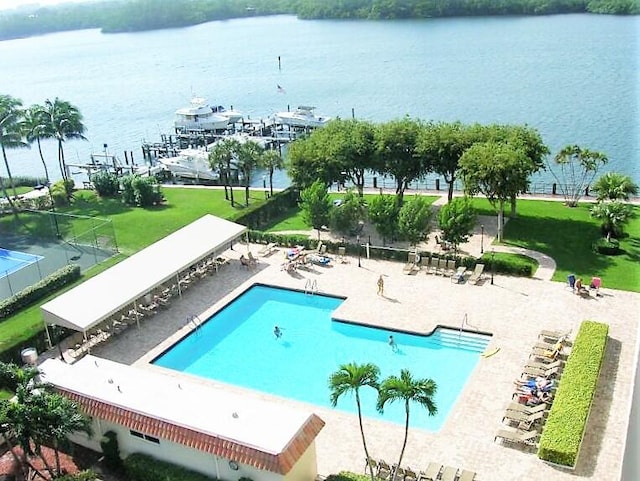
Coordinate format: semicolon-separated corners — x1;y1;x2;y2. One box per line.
124;452;216;481
0;264;81;321
231;187;300;230
55;470;98;481
1;176;48;188
478;252;536;277
537;320;609;467
326;472;369;481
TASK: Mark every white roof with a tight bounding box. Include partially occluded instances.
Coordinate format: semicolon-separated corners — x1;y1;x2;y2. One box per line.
41;215;246;332
39;356;312;454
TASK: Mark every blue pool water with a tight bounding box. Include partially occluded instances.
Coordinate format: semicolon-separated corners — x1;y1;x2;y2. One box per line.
0;249;43;278
154;284;490;431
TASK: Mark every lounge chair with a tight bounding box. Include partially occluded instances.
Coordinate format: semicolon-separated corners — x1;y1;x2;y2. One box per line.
364;457;378;475
420;256;430;272
436;258;447;275
403;467;418;481
505;401;547;415
338;246;347;263
589;276;602;296
403;253;419;274
468;263;485;285
566;273;576;291
522;365;561;379
418;463;442;481
392;464;405;480
439;466;458;481
376;460;392;480
427;257;439;275
258;242;277;256
531;344;564;360
502;409;545;427
494;428;540;446
445;259;456;277
451;266;466;284
247;251;258;266
539;329;571;342
458;470;476;481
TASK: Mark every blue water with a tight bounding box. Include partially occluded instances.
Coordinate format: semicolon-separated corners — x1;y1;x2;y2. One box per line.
154;284;490;431
0;249;42;277
0;14;637;187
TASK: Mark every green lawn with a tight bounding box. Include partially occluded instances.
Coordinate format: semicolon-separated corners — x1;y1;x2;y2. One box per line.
472;199;640;292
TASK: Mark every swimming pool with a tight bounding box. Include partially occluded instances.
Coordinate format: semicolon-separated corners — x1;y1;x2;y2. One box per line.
153;284;491;430
0;248;43;278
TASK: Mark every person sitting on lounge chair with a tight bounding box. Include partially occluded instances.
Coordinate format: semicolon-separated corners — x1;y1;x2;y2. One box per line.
240;255;251;268
514;377;553;391
575;278;589;296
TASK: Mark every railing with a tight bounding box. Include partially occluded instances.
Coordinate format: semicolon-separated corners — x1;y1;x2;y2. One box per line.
304;279;318;295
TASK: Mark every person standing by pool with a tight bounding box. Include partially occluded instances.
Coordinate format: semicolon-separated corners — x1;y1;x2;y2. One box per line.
274;326;283;339
377;275;384;296
388;335;398;352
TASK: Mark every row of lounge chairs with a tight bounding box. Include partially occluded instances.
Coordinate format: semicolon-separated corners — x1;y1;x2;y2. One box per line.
495;329;571;448
403;254;485;285
368;458;475;481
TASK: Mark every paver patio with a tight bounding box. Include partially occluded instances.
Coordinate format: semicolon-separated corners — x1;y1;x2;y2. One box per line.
89;244;639;481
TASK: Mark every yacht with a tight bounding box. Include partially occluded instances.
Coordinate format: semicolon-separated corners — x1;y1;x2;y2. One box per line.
157;148;219;181
174;98;235;133
272;106;331;128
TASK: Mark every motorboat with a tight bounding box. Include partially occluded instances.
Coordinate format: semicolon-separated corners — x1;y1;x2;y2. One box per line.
174;98;232;133
157;148;219;181
272;106;331;128
211;104;243;124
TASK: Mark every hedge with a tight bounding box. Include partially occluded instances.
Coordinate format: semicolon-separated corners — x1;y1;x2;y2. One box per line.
537;320;609;467
124;452;216;481
326;472;369;481
0;264;81;321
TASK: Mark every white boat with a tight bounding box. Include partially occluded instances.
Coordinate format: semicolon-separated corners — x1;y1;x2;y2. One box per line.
174;98;231;133
211;104;243;124
272;106;331;128
157;148;219;181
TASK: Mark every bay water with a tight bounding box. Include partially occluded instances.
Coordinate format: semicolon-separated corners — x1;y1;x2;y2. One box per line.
0;14;637;187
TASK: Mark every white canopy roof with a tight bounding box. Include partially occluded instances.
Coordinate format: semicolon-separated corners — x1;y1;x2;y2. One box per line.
41;214;246;332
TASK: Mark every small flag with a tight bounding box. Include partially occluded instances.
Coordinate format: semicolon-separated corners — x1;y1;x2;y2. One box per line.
277;84;286;94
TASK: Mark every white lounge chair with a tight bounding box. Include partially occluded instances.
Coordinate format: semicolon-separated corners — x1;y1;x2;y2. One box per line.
468;263;485;285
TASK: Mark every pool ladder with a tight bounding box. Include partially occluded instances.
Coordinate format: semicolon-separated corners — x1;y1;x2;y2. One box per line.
458;313;479;340
304;279;318;295
187;314;202;332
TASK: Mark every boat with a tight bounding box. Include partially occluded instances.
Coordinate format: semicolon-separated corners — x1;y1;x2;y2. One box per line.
174;98;233;133
272;106;331;128
157;148;220;181
211;104;243;124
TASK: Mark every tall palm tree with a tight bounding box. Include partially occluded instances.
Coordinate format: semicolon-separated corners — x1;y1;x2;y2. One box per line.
237;139;264;206
43;97;87;181
23;104;53;185
329;362;380;481
592;172;639;201
260;148;284;196
376;369;437;481
209;138;241;206
0;94;28;202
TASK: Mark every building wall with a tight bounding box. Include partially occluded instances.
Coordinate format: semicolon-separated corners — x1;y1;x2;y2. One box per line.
69;417;319;481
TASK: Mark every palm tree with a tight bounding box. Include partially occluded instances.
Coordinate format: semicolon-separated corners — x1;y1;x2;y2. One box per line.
592;172;639;201
376;369;438;481
329;362;380;481
0;94;28;201
237;139;264;206
43;97;87;181
260;149;284;196
209;138;241;206
590;200;631;241
23;104;53;185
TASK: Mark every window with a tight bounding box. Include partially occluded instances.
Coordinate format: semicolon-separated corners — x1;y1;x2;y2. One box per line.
130;430;160;444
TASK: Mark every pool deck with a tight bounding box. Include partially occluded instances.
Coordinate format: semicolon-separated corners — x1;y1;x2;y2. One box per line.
90;245;640;481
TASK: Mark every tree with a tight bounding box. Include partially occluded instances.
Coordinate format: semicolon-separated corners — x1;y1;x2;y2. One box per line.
590;200;631;241
260;148;284;196
547;144;608;207
418;121;473;203
0;94;27;204
397;195;432;246
374;117;428;205
437;197;476;252
329;188;367;236
287;133;339;189
376;369;437;481
459;141;531;242
299;180;331;239
329;362;380;481
23;104;52;186
237;139;264;206
592;172;638;201
43;97;87;181
209;138;241;206
367;194;400;245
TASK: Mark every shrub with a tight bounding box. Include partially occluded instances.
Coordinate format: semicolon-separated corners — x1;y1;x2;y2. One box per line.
592;237;621;255
326;472;368;481
0;264;81;321
92;171;120;197
55;470;98;481
538;320;609;467
50;179;75;207
120;175;163;207
478;252;536;277
124;452;216;481
8;176;48;188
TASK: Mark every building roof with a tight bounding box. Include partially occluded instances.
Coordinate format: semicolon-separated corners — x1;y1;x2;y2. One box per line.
40;214;247;332
39;356;325;474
